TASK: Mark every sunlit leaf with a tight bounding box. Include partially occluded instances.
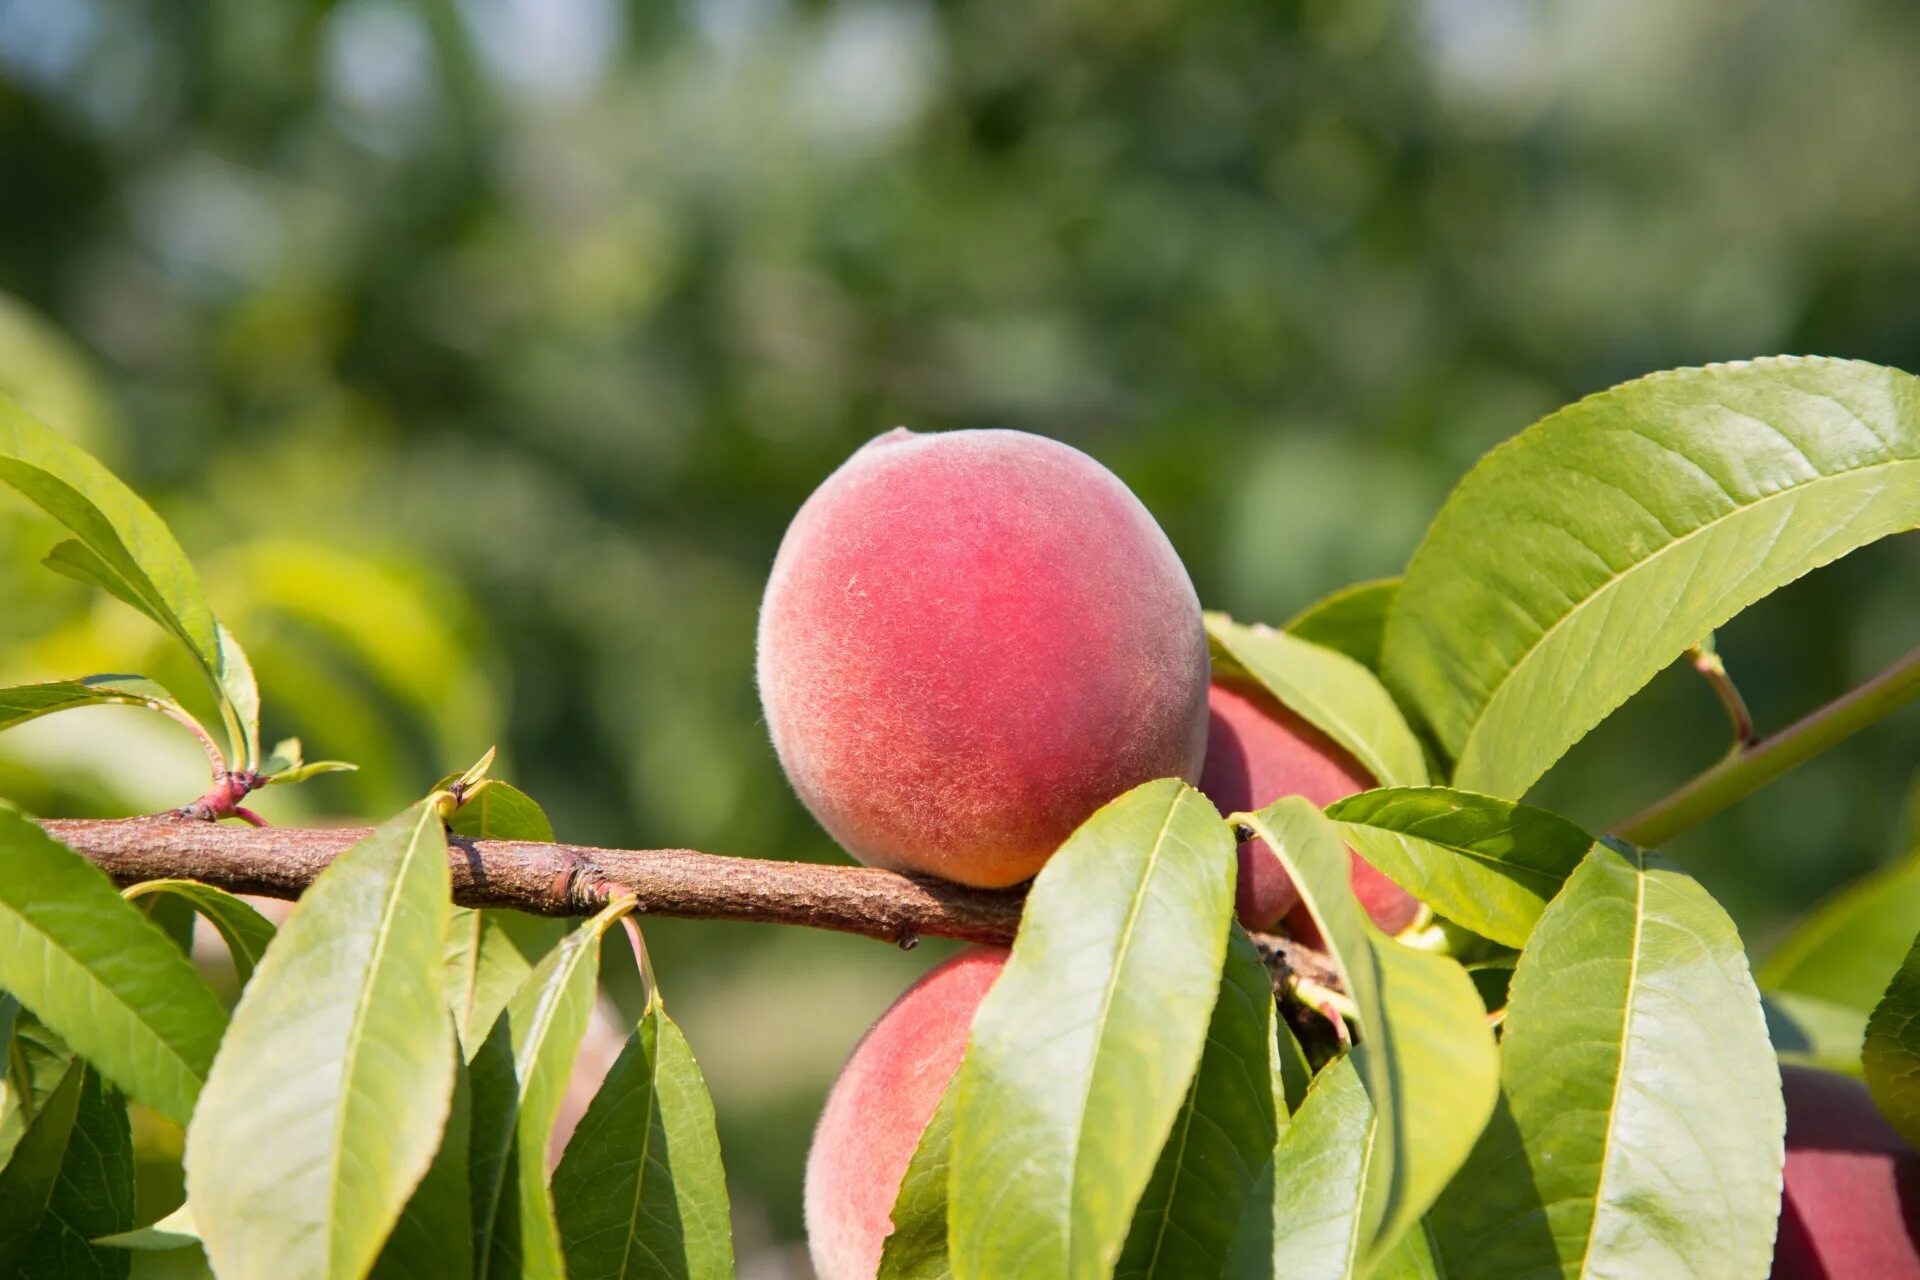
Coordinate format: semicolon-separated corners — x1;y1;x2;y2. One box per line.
186;802;456;1280
0;807;227;1126
1285;577;1401;673
1863;929;1920;1149
552;998;734;1280
1383;357;1920;796
1327;787;1594;948
876;1081;956;1280
1760;848;1920;1011
1118;927;1278;1279
0;674;190;734
1430;843;1783;1278
96;1202;201;1251
1208;613;1428;788
1763;990;1867;1077
949;780;1236;1280
1238;798;1497;1264
470;898;634;1280
122;880;277;986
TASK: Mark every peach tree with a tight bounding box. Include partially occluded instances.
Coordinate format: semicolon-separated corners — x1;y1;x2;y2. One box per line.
0;355;1917;1280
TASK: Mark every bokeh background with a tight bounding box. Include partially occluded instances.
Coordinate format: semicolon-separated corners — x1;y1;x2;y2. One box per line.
2;0;1918;1272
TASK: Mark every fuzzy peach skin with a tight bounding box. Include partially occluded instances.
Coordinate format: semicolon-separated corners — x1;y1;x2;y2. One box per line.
805;946;1008;1280
757;428;1210;888
1199;677;1419;934
1774;1065;1920;1279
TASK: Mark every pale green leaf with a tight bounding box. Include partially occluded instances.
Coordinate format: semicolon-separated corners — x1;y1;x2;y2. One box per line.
1118;927;1279;1280
1208;613;1428;788
267;761;358;785
0;807;227;1126
950;779;1237;1280
1285;577;1401;674
0;1007;70;1168
1759;848;1920;1011
1237;798;1497;1264
1762;990;1867;1077
876;1080;956;1280
470;899;633;1280
1371;1219;1446;1280
553;999;734;1280
96;1203;201;1251
1430;843;1783;1279
0;675;186;734
122;880;277;986
1863;929;1920;1149
0;395;260;766
186;802;456;1280
447;909;571;1056
1327;787;1595;948
1383;356;1920;797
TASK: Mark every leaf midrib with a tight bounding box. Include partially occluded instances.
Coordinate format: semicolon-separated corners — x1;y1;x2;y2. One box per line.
1062;788;1184;1279
1456;454;1916;778
616;1014;661;1280
1576;852;1646;1278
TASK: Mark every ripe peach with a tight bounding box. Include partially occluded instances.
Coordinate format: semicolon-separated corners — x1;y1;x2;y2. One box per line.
805;946;1007;1280
757;428;1209;888
1199;677;1419;934
1775;1065;1920;1278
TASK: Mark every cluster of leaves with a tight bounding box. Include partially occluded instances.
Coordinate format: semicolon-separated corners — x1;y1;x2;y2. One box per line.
1;354;1919;1279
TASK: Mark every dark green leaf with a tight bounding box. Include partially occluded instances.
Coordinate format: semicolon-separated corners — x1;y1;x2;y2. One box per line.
553;998;734;1280
876;1080;955;1280
1762;990;1866;1077
186;802;456;1280
1863;930;1920;1148
949;779;1236;1280
1431;843;1783;1278
1383;357;1920;796
1224;1054;1374;1280
122;881;277;986
450;780;555;843
371;1034;474;1280
0;1009;69;1168
1118;927;1279;1280
1285;577;1401;673
1239;799;1498;1264
16;1065;135;1279
0;396;260;767
1209;614;1429;788
470;899;632;1280
1326;787;1595;948
0;807;227;1126
1760;849;1920;1011
0;1059;85;1274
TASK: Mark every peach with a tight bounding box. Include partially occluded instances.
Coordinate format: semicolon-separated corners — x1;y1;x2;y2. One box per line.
757;428;1209;888
1775;1065;1920;1278
805;946;1007;1280
1199;677;1419;934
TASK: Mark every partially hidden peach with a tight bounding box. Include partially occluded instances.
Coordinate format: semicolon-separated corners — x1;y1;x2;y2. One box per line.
1775;1064;1920;1278
758;428;1210;888
805;946;1008;1280
1199;677;1419;934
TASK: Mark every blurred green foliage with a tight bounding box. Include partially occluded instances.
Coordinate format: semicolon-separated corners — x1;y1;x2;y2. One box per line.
1;0;1917;1266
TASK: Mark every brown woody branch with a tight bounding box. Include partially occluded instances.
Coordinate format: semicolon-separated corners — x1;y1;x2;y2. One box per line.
36;817;1344;990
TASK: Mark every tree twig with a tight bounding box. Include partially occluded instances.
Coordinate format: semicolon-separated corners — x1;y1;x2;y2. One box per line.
1612;644;1920;848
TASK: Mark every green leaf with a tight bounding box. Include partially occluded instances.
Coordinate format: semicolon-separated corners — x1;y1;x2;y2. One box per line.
447;909;571;1056
470;899;633;1280
15;1064;135;1278
949;779;1237;1280
0;1058;85;1274
96;1202;201;1251
0;675;190;734
1371;1220;1446;1280
1430;843;1783;1279
122;880;277;985
0;396;261;767
1208;613;1429;788
1285;577;1401;673
185;802;456;1280
371;1033;474;1280
1382;356;1920;797
1224;1054;1375;1280
268;760;359;785
0;807;227;1126
1759;848;1920;1010
0;1008;70;1168
1118;927;1279;1279
552;998;735;1280
1762;990;1867;1077
876;1080;956;1280
1238;799;1498;1264
1863;930;1920;1149
1272;1016;1312;1118
449;780;555;843
1326;787;1595;949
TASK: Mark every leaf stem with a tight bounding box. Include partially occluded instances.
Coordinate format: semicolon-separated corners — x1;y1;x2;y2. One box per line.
1612;644;1920;848
1688;637;1756;752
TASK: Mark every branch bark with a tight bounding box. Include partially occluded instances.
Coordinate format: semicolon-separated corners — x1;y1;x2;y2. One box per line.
38;816;1346;991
